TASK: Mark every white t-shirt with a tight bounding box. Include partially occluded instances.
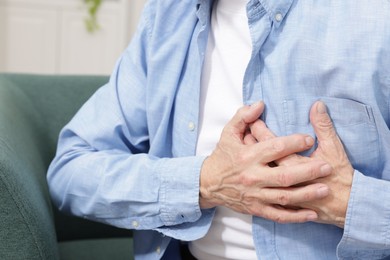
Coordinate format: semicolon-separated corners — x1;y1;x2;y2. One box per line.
189;0;256;259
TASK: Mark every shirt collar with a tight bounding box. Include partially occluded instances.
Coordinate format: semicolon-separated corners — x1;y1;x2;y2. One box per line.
196;0;293;26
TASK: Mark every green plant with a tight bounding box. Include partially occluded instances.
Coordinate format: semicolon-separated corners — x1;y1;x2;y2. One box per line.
84;0;102;33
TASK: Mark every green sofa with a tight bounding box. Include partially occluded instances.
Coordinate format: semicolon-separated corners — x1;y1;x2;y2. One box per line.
0;74;134;259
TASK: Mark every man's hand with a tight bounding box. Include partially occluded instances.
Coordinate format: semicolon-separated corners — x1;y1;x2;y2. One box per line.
199;102;332;224
248;101;354;228
303;101;353;227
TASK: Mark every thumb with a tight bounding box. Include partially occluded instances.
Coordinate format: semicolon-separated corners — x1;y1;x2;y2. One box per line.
227;101;265;135
242;101;265;124
310;101;339;143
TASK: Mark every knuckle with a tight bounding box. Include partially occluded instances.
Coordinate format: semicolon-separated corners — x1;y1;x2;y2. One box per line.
271;213;287;224
235;149;252;165
272;140;286;153
276;192;290;206
261;206;289;224
318;116;334;130
239;173;257;186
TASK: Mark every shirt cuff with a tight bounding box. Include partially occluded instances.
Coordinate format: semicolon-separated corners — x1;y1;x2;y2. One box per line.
153;155;215;240
157;156;206;226
337;170;390;259
156;208;215;241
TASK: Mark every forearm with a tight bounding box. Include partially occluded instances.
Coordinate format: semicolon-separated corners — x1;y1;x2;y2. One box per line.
48;134;206;230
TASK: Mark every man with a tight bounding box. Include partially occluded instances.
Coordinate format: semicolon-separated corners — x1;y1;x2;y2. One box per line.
47;0;390;259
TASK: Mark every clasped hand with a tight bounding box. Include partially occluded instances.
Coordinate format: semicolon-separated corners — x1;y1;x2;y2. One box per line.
199;101;353;228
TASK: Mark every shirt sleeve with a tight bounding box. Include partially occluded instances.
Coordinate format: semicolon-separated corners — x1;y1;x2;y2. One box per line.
46;1;210;235
337;170;390;259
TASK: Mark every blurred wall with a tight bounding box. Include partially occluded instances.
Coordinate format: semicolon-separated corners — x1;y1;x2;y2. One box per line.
0;0;147;75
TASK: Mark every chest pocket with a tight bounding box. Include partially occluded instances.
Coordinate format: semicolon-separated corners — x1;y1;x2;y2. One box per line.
283;97;379;176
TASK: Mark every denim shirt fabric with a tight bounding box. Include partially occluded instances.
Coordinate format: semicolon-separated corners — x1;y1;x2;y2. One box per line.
47;0;390;259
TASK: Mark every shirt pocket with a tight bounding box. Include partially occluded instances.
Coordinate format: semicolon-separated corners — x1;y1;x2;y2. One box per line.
283;97;379;174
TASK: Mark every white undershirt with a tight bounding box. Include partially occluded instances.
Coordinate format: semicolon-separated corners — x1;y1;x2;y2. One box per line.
189;0;256;259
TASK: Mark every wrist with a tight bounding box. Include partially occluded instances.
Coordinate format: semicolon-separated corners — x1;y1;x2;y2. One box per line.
199;190;215;209
199;156;218;209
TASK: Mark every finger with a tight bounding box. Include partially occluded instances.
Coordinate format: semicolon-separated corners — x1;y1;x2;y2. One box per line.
225;101;265;136
249;120;315;166
249;119;276;142
257;183;329;206
257;204;318;223
259;161;332;187
277;154;312;166
243;133;258;145
253;134;315;163
309;101;339;142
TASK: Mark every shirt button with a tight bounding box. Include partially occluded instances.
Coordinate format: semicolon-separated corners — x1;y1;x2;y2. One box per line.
188;121;196;131
132;221;139;228
156;246;161;254
275;12;283;22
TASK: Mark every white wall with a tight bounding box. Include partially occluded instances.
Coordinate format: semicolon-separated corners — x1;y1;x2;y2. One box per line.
128;0;146;38
0;0;146;75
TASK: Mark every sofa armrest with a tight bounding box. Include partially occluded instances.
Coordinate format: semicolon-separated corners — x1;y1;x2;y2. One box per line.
0;80;59;259
0;74;133;259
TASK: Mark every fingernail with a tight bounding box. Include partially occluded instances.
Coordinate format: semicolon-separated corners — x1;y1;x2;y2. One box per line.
250;101;263;108
320;164;332;176
317;101;327;114
317;186;329;197
305;136;314;146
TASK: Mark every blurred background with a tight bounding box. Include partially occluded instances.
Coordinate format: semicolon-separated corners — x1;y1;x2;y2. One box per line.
0;0;146;75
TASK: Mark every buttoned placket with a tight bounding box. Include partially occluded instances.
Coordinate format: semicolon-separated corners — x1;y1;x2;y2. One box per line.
244;0;294;258
242;0;271;105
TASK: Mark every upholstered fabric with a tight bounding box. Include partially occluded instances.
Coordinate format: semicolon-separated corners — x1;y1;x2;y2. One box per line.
0;74;133;259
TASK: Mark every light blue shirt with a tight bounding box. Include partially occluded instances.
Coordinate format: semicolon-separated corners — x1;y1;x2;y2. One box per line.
47;0;390;259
